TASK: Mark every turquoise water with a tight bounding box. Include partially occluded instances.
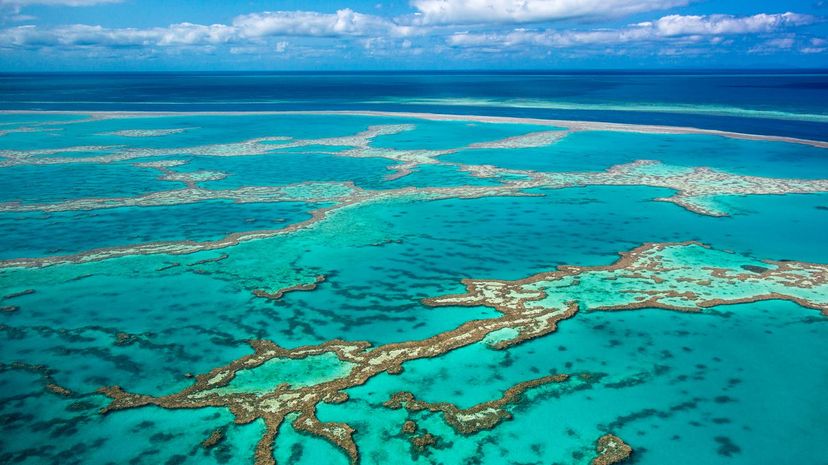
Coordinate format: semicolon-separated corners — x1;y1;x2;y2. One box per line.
0;114;405;152
0;200;317;258
369;119;556;150
0;111;825;465
0;163;181;203
444;131;828;179
178;153;395;190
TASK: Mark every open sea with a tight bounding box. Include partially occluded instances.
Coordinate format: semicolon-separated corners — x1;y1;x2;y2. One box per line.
0;72;826;465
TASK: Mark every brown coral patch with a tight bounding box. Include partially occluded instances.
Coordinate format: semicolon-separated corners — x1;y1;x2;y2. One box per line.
3;289;35;300
201;428;225;449
592;434;632;465
401;420;417;435
385;374;571;435
253;275;327;301
409;432;436;451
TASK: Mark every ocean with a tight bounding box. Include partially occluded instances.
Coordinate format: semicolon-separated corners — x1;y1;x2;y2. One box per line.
0;72;826;465
2;71;828;139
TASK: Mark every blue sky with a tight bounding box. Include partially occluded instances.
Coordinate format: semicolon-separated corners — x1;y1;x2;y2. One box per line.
1;0;826;70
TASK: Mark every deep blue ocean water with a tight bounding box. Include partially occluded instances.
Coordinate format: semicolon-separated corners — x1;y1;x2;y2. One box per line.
1;71;827;140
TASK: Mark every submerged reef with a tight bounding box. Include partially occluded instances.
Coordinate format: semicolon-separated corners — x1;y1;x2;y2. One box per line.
0;181;357;213
0;124;416;167
133;159;227;188
2;112;828;269
253;275;327;301
384;373;590;434
0;125;61;137
425;242;828;317
313;110;828;148
102;128;190;137
3;159;823;217
0;361;75;397
96;242;827;464
2;157;826;269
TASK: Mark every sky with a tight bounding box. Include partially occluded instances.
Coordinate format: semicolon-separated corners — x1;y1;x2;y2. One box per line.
0;0;826;70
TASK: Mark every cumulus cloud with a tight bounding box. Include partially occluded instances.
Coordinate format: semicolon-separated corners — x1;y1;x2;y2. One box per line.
234;9;414;38
448;12;819;48
748;36;795;53
801;37;826;54
750;35;828;54
0;22;235;48
0;4;821;61
0;8;414;49
410;0;692;25
641;12;815;36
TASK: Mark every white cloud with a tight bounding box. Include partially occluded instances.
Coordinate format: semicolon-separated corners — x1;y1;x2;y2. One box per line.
753;37;795;50
0;22;235;48
233;9;413;38
749;34;826;54
0;8;414;49
0;4;820;62
642;12;815;36
410;0;692;25
448;12;818;48
800;37;826;54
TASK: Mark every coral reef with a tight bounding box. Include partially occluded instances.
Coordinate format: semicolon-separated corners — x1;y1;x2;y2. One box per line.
253;275;326;301
95;243;827;464
425;242;828;319
103;128;189;137
201;428;226;449
592;434;633;465
384;373;579;434
3;157;826;270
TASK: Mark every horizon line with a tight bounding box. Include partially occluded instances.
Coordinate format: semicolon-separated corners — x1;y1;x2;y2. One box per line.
2;68;828;75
